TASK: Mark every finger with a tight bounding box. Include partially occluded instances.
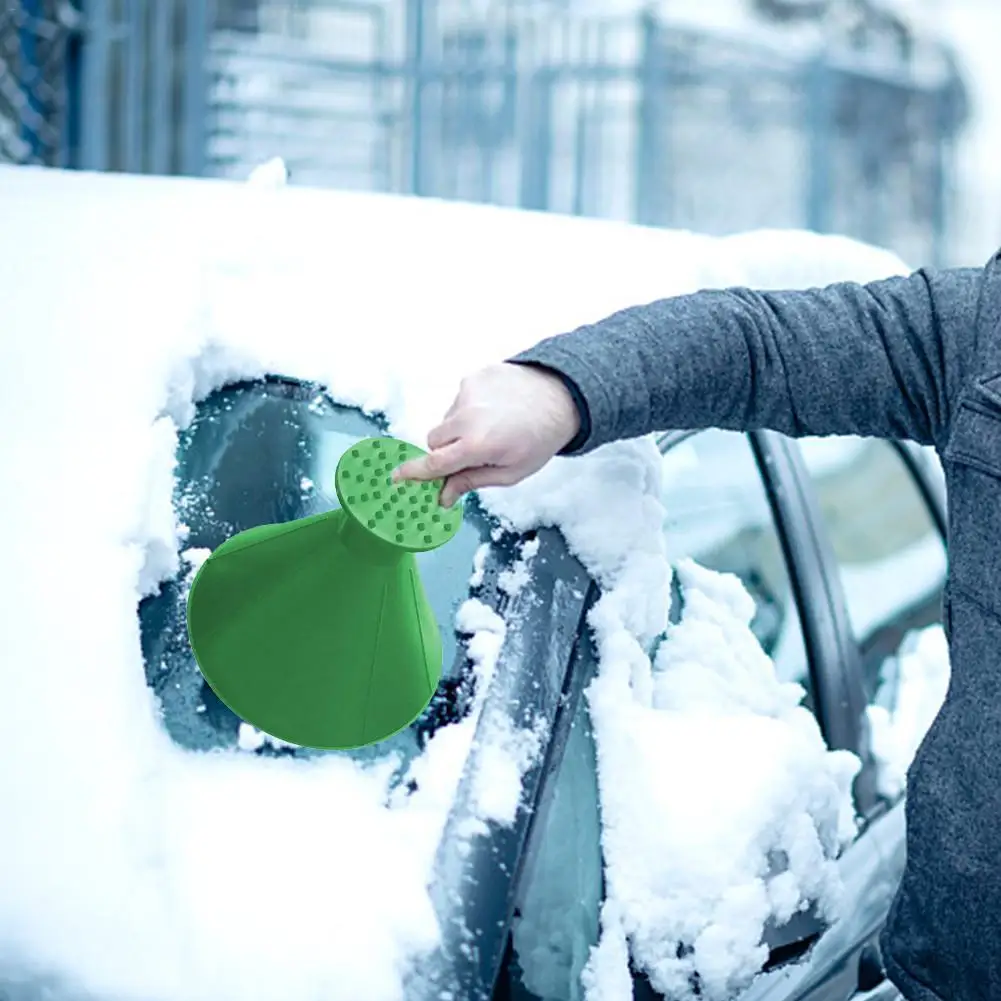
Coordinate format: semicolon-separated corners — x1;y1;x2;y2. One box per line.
443;395;463;421
427;417;462;451
440;464;521;507
393;439;472;483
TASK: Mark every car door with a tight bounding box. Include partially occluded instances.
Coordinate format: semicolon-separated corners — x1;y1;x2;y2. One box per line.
780;436;949;996
495;428;942;1001
495;429;835;1001
785;435;949;815
649;429;849;988
732;433;949;1001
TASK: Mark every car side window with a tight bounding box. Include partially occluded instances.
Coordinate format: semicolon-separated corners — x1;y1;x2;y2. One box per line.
797;437;949;798
797;438;947;693
659;430;816;715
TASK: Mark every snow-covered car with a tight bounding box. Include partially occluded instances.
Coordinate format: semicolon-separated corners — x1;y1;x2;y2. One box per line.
0;164;949;1001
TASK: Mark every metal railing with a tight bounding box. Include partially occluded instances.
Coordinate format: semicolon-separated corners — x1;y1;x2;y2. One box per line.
0;0;78;166
0;0;968;267
206;2;963;265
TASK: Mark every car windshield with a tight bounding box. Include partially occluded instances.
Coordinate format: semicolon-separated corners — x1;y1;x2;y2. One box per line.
139;378;493;766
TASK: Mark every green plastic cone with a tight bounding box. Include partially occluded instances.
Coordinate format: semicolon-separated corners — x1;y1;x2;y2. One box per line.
185;436;462;750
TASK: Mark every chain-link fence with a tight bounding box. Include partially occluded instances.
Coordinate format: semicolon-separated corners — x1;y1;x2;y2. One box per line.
0;0;79;166
207;2;965;265
0;0;969;266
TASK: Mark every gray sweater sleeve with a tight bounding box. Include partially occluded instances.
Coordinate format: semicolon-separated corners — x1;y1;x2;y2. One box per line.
510;267;985;454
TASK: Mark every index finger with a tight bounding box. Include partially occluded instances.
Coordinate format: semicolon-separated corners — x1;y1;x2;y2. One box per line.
393;439;471;484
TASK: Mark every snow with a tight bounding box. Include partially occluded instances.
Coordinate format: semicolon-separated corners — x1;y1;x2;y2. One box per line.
579;561;859;1001
581;904;634;1001
0;161;934;1001
497;537;540;597
471;714;549;824
867;625;950;800
390;597;509;831
469;542;491;589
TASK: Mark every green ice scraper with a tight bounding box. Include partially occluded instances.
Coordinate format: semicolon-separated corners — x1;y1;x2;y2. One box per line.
185;437;462;750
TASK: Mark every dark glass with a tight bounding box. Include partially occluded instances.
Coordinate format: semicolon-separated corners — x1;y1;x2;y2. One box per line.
138;379;493;771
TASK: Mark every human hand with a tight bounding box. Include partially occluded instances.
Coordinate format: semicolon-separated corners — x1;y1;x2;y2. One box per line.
392;363;581;508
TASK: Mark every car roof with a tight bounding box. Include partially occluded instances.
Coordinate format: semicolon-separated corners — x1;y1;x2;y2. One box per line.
0;163;910;366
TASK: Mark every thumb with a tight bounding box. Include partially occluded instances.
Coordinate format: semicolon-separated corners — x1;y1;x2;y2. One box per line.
394;440;470;484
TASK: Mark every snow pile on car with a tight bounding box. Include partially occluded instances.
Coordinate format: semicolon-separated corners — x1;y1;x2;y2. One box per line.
0;162;925;1001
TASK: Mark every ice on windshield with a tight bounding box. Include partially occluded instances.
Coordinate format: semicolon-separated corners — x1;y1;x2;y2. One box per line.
0;162;948;1001
144;378;493;764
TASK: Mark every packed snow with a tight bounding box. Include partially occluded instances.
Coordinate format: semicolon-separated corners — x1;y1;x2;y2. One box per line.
584;562;859;1000
867;626;950;801
0;162;946;1001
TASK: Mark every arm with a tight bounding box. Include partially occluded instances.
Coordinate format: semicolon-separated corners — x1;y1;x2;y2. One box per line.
510;267;985;453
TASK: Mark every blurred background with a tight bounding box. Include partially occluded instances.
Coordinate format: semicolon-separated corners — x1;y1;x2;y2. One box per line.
2;0;999;268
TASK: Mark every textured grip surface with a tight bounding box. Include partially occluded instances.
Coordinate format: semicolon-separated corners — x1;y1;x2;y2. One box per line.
335;436;461;552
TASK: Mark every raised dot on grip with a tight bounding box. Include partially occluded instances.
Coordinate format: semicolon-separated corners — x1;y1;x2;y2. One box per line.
363;458;371;468
375;511;384;520
351;449;360;458
410;510;419;520
341;469;350;478
432;513;441;523
348;496;356;504
409;495;418;504
356;474;364;483
373;490;382;499
372;440;380;448
382;502;391;511
421;504;429;514
367;519;376;528
445;522;453;531
396;533;404;543
360;493;369;502
379;452;387;460
397;521;405;531
424;535;433;544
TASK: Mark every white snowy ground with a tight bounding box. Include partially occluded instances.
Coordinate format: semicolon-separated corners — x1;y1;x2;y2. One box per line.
0;162;948;1001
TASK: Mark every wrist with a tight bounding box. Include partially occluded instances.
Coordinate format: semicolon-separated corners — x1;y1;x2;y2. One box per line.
505;361;587;453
